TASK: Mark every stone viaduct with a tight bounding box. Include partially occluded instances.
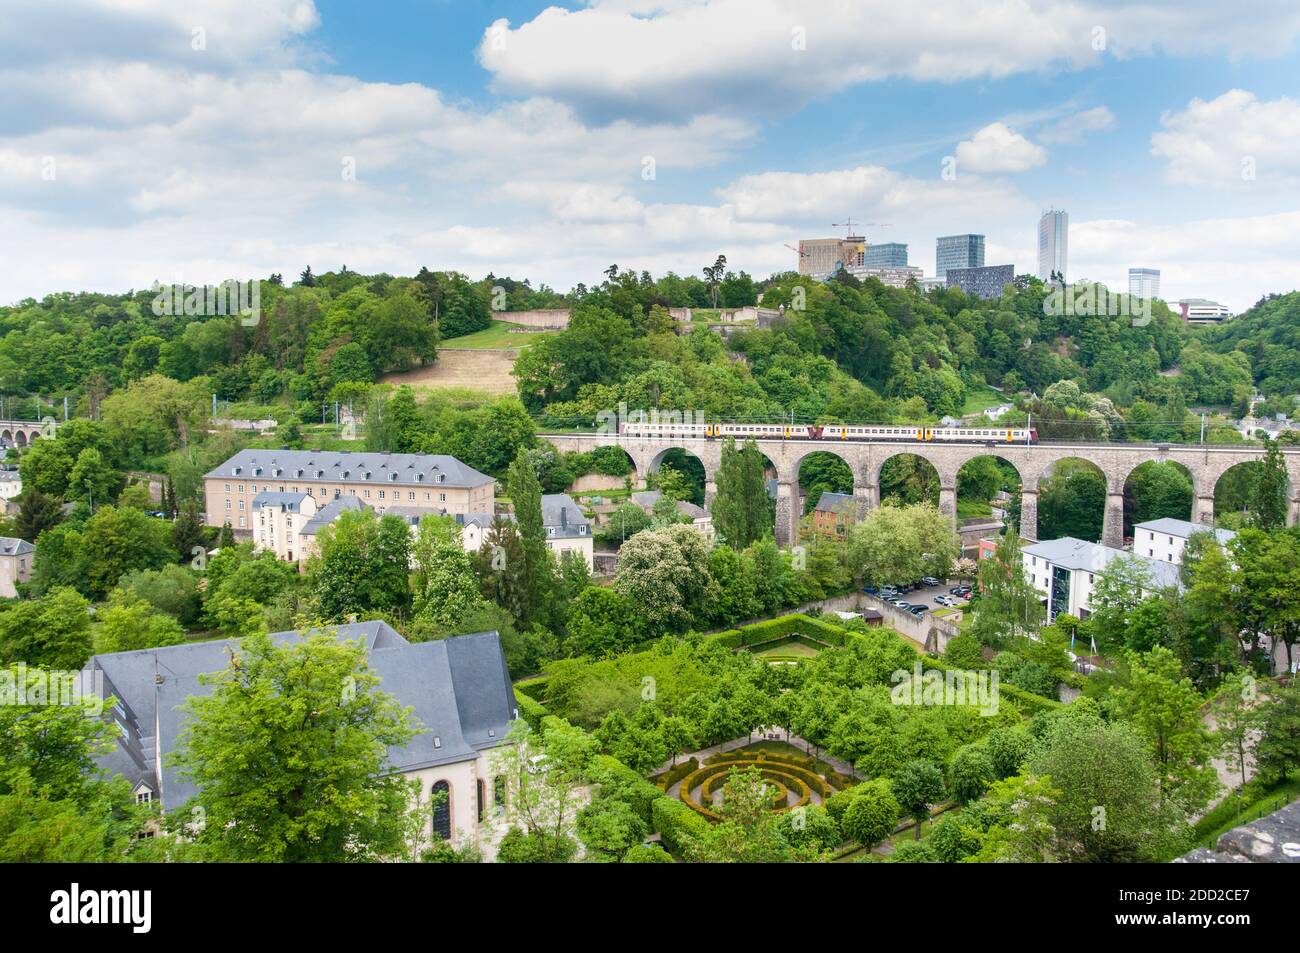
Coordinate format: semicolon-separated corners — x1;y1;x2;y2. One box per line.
0;419;47;448
541;433;1300;548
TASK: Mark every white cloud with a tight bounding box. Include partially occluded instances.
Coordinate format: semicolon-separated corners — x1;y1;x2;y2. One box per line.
954;123;1047;173
1151;89;1300;188
1039;106;1115;144
477;1;1300;120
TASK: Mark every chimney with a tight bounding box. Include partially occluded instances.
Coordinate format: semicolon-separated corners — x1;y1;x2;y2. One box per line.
560;506;568;529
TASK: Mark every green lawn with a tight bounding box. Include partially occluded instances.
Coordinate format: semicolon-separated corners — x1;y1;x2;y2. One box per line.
754;641;821;659
440;319;556;350
956;497;993;519
960;386;1007;416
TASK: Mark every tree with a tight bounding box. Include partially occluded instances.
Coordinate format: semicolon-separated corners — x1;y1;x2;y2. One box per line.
685;766;826;862
948;744;996;805
412;514;490;631
892;760;945;838
490;717;594;862
1109;646;1217;813
1255;680;1300;783
1029;711;1178;862
15;489;63;542
848;502;957;587
67;447;123;507
1251;438;1289;531
841;779;901;847
596;501;651;546
567;586;643;657
95;592;186;653
969;773;1061;863
171;628;418;861
712;438;770;549
474;516;528;623
1212;674;1261;791
18;440;73;497
507;448;552;625
309;510;412;621
613;523;714;633
575;796;647;861
0;588;93;669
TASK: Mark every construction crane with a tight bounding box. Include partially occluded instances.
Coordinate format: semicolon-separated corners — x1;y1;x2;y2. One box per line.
833;219;891;236
783;242;809;258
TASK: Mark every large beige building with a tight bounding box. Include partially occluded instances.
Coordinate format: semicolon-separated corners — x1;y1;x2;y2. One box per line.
206;450;495;537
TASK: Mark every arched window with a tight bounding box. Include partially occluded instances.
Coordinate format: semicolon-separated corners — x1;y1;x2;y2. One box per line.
476;779;485;823
431;781;451;842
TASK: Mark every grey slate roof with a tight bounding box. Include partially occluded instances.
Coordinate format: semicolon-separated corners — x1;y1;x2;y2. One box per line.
206;449;494;489
0;536;33;556
86;622;515;811
251;490;311;512
814;491;855;514
541;493;590;539
300;495;368;536
1021;536;1182;590
631;490;707;520
1134;517;1236;546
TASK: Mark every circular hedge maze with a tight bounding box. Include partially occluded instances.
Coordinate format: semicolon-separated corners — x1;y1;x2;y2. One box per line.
678;755;833;820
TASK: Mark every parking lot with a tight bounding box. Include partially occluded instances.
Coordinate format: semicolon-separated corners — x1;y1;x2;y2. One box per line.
866;579;971;615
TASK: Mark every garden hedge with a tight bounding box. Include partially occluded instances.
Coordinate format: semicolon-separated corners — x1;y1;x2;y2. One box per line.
513;688;548;729
652;797;709;855
919;656;1063;715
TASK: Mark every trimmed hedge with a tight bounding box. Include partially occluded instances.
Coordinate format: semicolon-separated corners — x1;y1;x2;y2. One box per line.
513;688;548;729
655;757;699;791
589;754;665;826
513;676;550;701
652;797;709;855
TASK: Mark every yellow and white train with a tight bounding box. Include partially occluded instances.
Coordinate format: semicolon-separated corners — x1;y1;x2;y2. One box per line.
618;421;1037;443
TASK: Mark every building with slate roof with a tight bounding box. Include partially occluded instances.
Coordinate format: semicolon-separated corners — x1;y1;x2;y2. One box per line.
1021;536;1181;621
205;449;494;538
85;621;518;858
811;491;856;538
0;535;33;597
1133;517;1235;565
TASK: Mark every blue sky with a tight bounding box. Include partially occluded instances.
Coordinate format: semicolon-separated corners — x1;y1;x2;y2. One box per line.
3;0;1300;310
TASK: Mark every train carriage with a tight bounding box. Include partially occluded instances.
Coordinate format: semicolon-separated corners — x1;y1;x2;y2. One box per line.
618;420;1036;444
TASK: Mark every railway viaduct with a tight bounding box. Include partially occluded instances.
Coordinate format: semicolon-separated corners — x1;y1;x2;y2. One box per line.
540;432;1300;548
0;419;48;448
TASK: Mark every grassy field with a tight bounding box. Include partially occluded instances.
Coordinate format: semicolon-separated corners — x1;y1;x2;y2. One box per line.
754;641;821;659
440;319;555;350
960;386;1007;416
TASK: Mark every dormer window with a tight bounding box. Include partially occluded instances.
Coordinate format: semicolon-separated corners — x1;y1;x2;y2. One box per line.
415;473;424;482
437;474;445;484
232;466;242;475
316;470;325;479
389;473;398;482
341;470;350;479
363;471;371;480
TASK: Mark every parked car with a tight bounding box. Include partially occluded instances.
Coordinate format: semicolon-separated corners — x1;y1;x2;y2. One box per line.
921;576;940;587
889;599;910;609
949;586;972;596
935;595;959;607
863;585;880;595
909;605;929;616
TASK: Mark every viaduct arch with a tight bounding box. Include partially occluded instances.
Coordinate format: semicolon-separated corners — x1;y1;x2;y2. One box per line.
543;432;1300;548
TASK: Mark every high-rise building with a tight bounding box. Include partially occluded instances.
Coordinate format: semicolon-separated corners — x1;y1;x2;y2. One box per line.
936;234;984;279
946;264;1014;299
798;236;865;276
862;242;908;267
1037;209;1068;282
1128;268;1160;300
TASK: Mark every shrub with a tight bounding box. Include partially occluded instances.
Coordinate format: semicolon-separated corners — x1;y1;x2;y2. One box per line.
948;744;996;805
652;797;708;856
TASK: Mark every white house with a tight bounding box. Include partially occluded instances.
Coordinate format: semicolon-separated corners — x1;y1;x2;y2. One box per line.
84;622;520;860
1021;536;1181;620
541;494;594;571
1132;518;1235;565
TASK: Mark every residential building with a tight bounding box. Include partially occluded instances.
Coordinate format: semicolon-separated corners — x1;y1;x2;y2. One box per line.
1037;209;1068;281
83;622;518;859
810;491;856;538
1021;536;1179;620
631;490;714;538
1132;518;1235;565
252;491;318;563
946;264;1014;299
297;496;369;561
0;465;21;501
798;236;865;277
845;264;925;288
1128;267;1160;301
0;536;33;598
1178;298;1233;324
936;234;985;279
862;242;909;267
204;449;494;536
541;493;594;570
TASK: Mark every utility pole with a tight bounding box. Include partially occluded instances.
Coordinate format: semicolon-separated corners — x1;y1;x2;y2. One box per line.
1200;413;1206;445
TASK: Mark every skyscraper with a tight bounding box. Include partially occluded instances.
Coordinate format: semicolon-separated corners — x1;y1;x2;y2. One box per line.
863;242;909;267
1037;209;1068;282
1128;268;1160;300
935;234;984;279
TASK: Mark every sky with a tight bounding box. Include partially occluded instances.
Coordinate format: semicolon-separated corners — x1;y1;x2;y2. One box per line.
3;0;1300;312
